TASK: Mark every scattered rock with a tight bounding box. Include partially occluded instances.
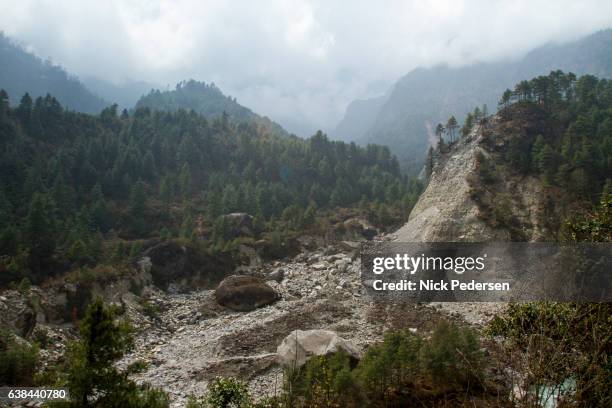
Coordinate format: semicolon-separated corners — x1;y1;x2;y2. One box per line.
266;268;285;283
338;241;360;251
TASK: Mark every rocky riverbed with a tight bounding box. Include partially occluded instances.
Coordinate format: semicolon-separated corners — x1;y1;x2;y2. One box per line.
115;242;503;407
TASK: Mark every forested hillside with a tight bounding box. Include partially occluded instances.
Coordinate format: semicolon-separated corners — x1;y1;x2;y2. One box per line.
335;29;612;174
136;80;287;136
497;71;612;203
0;33;107;113
0;91;421;286
431;70;612;240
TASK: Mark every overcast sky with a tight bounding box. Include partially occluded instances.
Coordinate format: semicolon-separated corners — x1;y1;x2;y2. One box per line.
1;0;612;135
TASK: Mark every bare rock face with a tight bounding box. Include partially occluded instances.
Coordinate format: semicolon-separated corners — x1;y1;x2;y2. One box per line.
395;123;547;242
276;329;362;368
0;291;35;337
395;131;503;242
215;275;280;311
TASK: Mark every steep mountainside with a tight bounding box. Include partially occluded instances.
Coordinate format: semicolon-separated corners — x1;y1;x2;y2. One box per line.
396;71;612;242
334;29;612;174
332;94;388;142
394;122;545;242
0;33;107;113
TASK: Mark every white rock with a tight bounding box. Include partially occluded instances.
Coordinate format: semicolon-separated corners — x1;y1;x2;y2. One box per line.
276;329;362;368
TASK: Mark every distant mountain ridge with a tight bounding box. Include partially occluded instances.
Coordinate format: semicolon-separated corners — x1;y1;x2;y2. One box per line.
0;32;108;113
333;29;612;174
135;79;290;135
83;77;157;111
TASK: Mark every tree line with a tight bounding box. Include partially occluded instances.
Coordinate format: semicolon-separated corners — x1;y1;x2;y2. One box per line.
0;90;421;286
498;71;612;202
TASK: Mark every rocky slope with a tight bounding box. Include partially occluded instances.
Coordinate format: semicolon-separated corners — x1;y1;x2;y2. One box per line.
117;245;385;405
1;236;501;407
114;238;501;406
394;122;547;242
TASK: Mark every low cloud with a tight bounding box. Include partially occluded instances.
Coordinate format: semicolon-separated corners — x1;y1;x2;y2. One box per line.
1;0;612;135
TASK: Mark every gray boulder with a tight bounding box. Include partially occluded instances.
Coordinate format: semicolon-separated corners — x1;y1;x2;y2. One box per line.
276;329;362;368
215;275;279;311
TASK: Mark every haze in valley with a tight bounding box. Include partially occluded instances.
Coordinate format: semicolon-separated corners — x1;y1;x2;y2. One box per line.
2;0;612;136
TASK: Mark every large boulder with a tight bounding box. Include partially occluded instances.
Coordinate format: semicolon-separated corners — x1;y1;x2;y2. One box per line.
276;329;362;368
140;240;234;292
215;275;279;311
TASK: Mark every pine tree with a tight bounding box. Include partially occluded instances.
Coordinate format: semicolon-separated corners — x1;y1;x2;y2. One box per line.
52;174;75;219
461;113;474;137
17;93;33;125
68;239;88;265
90;183;110;232
435;123;444;147
499;89;513;111
159;227;171;241
141;151;156;180
180;214;196;241
129;181;148;236
0;189;12;230
178;164;192;200
0;89;9;119
63;298;169;407
303;202;316;227
159;175;174;212
24;193;56;274
425;147;435;179
531;135;546;172
446;116;458;143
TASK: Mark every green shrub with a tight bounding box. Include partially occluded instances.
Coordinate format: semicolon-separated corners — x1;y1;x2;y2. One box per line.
18;277;32;294
205;376;252;408
488;302;611;407
56;298;169;407
31;326;50;349
286;350;361;407
283;322;484;406
354;329;421;399
0;329;39;386
127;359;149;374
418;320;484;390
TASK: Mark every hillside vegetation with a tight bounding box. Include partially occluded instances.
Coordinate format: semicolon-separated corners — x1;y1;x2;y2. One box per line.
468;71;612;238
0;90;421;287
136;80;288;136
